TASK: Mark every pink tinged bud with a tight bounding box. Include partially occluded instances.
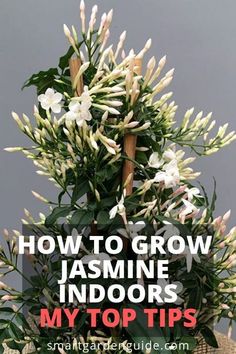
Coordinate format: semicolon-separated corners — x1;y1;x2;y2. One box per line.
172;185;187;197
115;31;127;59
107;9;113;24
228;255;236;263
120;30;126;42
218;242;225;249
89;5;98;33
12;304;18;312
80;0;86;33
98;13;107;35
223;210;231;223
213;216;222;227
80;0;85;11
221;304;230;310
0;281;8;290
220;226;226;235
121;50;126;60
1;295;17;301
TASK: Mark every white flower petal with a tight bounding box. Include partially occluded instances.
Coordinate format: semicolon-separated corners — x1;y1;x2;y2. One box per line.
53;92;63;103
51;103;62;114
99;253;111;261
109;206;118;219
69;101;81;112
81;255;94;264
173;281;183;293
148;152;163;169
45;88;55;97
38;94;45;102
41;101;51;111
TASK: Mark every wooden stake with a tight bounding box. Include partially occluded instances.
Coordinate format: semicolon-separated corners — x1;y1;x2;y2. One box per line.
122;58;142;196
69;57;83;96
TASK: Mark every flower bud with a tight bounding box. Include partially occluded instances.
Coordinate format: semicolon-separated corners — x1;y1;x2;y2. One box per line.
223;210;231;223
3;229;10;242
4;147;23;152
1;295;17;301
12;112;24;130
32;191;49;203
0;281;9;290
80;0;86;33
63;24;71;38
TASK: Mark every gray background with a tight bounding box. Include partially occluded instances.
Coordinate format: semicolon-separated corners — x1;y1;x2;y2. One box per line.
0;0;235;338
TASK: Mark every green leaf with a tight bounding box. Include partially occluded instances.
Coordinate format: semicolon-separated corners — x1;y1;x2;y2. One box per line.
8;322;24;339
15;313;31;331
210;178;217;214
71;180;90;205
0;326;9;343
136;151;148;164
22;68;59;94
70;209;94;227
59;46;74;70
45;206;72;227
0;307;15;314
97;210;110;229
5;340;26;352
58;190;66;206
125;305;168;354
99;196;116;208
187;287;202;311
200;326;219;348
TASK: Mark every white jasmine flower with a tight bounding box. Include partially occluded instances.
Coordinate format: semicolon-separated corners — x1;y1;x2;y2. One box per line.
65;86;92;126
109;193;126;219
163;148;177;161
117;221;146;239
155;223;180;241
154;160;180;188
156;278;184;305
179;199;199;223
38;88;63;113
185;187;201;201
148;152;164;169
82;252;111;271
182;246;201;272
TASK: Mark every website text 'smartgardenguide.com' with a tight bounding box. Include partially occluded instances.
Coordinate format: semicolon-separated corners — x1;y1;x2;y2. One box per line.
47;340;190;353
